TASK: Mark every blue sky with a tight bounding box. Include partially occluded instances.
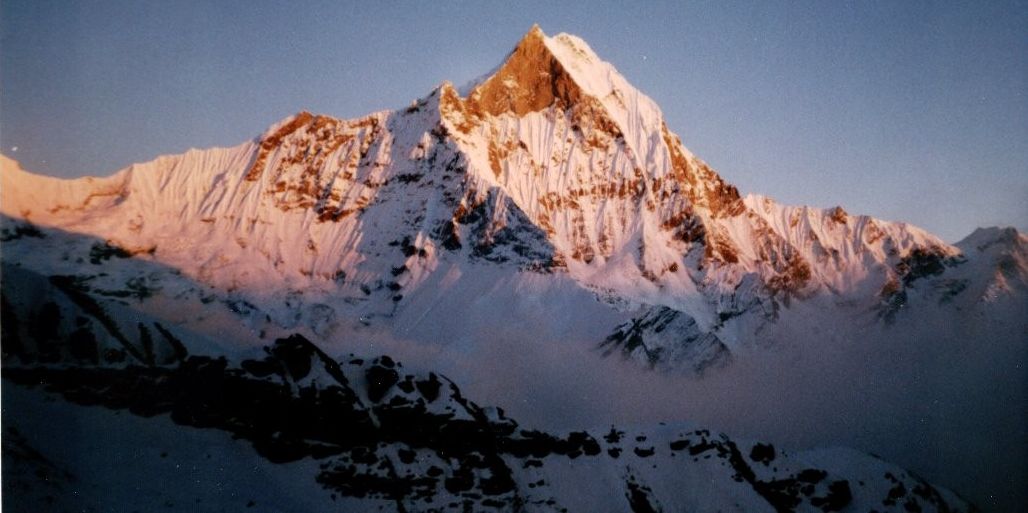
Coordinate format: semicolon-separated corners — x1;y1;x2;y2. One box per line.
1;0;1025;241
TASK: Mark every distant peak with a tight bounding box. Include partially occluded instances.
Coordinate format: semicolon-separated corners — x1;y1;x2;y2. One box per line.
957;226;1026;251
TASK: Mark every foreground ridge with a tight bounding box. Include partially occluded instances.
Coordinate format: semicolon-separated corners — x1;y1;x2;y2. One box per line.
3;334;973;512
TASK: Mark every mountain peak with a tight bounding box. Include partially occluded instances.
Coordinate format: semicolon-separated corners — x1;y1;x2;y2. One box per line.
0;27;975;324
463;25;585;118
524;23;544;40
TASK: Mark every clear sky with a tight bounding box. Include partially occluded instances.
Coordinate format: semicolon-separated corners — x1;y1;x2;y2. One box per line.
1;0;1025;241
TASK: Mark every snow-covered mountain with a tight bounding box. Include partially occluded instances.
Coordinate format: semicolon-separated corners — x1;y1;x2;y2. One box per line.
2;25;1025;511
3;25;1010;370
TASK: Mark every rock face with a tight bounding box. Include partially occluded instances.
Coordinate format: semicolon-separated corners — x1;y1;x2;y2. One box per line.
3;334;973;513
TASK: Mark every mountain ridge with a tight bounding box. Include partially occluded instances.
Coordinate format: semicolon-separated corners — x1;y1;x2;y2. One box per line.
0;25;1020;357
